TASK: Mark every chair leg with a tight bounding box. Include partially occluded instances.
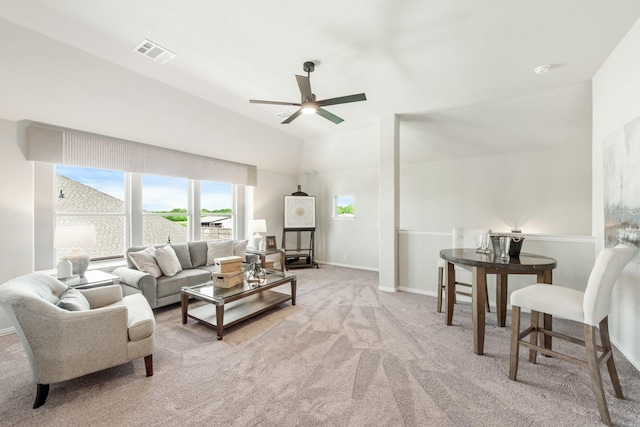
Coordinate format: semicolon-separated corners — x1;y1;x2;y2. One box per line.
436;266;443;313
599;317;624;399
509;306;521;381
33;384;49;409
529;310;539;364
585;324;613;426
144;355;154;377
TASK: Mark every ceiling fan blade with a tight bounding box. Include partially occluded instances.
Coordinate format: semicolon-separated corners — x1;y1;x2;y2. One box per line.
281;109;303;124
316;108;344;124
249;99;301;107
295;75;314;102
316;93;367;107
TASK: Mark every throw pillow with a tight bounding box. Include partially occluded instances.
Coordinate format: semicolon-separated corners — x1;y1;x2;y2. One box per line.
206;240;234;265
170;243;193;269
233;240;249;262
155;245;183;277
56;288;91;311
129;247;162;278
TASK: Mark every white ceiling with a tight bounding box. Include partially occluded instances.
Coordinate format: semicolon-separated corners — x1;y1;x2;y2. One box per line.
2;0;639;143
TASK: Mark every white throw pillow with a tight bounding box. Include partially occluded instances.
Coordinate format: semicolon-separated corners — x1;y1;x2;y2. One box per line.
129;247;162;278
233;240;249;261
155;245;183;277
206;240;235;265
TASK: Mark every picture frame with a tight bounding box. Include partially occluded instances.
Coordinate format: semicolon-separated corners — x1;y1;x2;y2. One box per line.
265;235;277;250
284;195;316;228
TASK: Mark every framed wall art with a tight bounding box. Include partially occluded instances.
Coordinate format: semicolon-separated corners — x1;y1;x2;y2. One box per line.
284;196;316;229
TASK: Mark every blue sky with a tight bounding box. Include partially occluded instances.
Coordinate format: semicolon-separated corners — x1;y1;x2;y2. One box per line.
57;165;232;211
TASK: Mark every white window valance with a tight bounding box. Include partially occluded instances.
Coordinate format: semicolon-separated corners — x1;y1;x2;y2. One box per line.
24;121;257;186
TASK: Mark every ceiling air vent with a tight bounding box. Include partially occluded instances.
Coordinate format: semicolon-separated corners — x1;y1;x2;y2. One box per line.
133;39;176;64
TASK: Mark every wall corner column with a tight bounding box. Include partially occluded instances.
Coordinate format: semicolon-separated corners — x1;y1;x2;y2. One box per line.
379;115;400;291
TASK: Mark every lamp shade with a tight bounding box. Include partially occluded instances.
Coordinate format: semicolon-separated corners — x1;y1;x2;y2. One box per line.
54;224;97;248
248;219;267;233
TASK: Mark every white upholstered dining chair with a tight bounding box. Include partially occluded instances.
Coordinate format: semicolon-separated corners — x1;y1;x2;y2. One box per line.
508;244;636;426
436;227;491;313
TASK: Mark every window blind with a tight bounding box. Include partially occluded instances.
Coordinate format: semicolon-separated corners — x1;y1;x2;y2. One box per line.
24;122;257;186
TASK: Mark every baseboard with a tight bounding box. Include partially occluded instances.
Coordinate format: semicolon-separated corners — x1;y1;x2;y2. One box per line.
314;260;379;272
611;336;640;372
0;326;15;336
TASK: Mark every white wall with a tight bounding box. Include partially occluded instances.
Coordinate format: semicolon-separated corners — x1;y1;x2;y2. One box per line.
0;119;34;331
593;17;640;368
299;126;380;270
252;169;298;247
400;144;592;234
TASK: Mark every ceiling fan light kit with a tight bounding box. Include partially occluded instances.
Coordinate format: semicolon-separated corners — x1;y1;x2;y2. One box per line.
250;61;366;124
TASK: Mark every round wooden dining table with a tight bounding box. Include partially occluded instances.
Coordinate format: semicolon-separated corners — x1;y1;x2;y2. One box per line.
439;248;557;355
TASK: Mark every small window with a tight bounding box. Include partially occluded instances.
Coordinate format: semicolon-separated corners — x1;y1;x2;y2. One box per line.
334;195;355;219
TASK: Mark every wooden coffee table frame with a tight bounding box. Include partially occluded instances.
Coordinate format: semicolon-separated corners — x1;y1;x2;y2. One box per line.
181;272;296;340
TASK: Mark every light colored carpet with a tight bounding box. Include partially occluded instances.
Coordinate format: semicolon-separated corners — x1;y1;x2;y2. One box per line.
1;265;639;426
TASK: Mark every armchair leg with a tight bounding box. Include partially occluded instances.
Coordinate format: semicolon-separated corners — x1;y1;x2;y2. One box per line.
144;355;153;377
33;384;49;409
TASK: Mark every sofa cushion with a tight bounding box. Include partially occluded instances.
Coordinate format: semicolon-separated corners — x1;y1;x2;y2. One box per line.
188;241;208;268
156;269;211;298
155;245;183;277
233;240;249;262
129;247;162;278
169;243;193;269
206;240;235;266
56;288;91;311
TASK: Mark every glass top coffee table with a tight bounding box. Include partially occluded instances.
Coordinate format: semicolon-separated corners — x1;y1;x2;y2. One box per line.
181;270;297;340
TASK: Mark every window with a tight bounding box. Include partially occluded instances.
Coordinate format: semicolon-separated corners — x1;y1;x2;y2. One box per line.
334;195;355;219
142;174;189;245
55;165;125;261
201;181;233;240
49;165;238;265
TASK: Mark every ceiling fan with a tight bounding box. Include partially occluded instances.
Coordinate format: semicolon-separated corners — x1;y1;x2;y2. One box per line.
250;61;366;124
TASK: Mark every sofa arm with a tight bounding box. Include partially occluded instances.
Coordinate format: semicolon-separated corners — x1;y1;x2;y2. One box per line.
113;267;158;308
113;267;156;290
80;285;123;309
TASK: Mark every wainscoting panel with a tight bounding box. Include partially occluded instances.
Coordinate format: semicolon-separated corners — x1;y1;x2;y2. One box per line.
398;230;596;310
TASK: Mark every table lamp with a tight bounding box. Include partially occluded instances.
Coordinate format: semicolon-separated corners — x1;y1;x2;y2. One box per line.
248;219;267;250
54;224;97;277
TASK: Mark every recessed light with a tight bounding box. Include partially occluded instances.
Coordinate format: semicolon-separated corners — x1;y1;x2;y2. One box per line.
534;64;551;75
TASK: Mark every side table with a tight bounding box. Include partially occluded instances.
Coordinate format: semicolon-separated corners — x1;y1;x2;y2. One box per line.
245;248;285;272
55;270;140;296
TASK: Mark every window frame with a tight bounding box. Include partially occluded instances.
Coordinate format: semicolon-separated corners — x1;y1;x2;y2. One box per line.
35;162;240;270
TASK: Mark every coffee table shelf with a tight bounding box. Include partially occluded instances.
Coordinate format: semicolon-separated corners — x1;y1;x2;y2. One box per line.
187;290;291;331
181;270;296;340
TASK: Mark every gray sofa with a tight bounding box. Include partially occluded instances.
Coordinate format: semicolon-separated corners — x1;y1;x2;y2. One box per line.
113;241;257;309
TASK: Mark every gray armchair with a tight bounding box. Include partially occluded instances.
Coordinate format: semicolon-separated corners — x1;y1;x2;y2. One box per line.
0;273;155;408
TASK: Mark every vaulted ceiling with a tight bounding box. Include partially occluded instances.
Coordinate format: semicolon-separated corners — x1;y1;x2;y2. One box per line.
2;0;639;145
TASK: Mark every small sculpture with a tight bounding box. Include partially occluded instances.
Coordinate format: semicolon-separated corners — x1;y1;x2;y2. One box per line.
246;263;267;287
